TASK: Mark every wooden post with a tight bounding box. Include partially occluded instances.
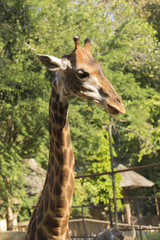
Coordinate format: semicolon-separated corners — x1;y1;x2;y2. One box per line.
109;198;113;228
122;189;131;225
155;196;160;216
136;198;143;240
81;205;87;237
108;118;118;228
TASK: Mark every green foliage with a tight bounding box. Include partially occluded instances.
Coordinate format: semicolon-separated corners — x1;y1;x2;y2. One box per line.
69;98;109;172
0;0;50;221
0;0;160;223
71;179;90;218
82;132;123;209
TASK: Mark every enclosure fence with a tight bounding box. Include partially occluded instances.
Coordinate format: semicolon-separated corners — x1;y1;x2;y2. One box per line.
71;162;160;240
11;163;160;240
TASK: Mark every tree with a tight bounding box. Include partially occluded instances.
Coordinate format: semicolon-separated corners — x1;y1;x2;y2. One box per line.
0;0;50;227
1;0;160;222
132;0;160;41
97;0;160;210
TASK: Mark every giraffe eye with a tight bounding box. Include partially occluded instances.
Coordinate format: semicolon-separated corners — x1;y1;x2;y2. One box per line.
76;69;89;79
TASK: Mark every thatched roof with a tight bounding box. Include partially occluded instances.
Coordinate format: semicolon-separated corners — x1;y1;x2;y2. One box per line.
24;158;46;196
117;164;155;190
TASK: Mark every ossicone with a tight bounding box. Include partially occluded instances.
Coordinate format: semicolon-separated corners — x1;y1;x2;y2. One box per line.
84;37;91;51
73;36;81;50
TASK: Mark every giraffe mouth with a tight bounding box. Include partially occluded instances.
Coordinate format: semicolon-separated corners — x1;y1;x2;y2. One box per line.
107;105;120;115
107;102;125;115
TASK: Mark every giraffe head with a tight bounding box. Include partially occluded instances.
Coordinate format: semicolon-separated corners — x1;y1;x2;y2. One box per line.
37;36;125;115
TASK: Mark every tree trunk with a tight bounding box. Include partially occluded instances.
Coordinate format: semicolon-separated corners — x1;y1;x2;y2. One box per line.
6;204;14;230
6;202;19;230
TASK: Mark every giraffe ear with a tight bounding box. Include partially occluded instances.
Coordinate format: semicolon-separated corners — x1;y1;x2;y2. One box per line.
37;54;67;71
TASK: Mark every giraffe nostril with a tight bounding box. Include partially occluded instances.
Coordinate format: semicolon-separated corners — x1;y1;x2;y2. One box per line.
116;97;122;103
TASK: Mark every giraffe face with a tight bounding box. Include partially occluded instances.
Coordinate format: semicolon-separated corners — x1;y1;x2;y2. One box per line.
37;37;125;115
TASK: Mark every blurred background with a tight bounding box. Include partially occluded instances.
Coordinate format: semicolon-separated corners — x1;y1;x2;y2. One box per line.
0;0;160;239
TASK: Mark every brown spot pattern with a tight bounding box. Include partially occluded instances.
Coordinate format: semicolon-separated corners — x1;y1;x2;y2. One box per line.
52;101;57;111
53;182;62;195
37;227;47;240
60;168;70;185
69;149;73;168
66;133;71;147
43;215;60;234
37;212;43;225
50;155;55;165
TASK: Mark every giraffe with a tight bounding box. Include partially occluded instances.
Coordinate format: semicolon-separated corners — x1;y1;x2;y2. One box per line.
25;36;125;240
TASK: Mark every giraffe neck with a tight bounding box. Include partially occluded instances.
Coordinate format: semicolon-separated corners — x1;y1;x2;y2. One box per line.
26;76;75;240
